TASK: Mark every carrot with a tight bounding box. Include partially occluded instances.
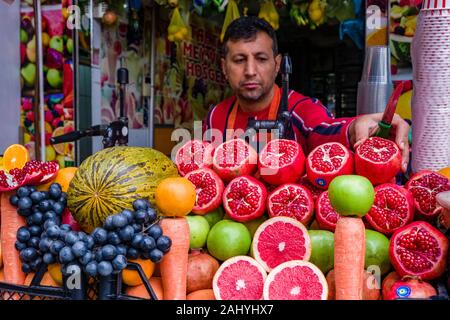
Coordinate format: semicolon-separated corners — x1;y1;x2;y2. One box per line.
334;217;365;300
327;269;380;300
160;217;190;300
187;289;215;300
125;277;164;300
1;192;26;285
0;238;3;269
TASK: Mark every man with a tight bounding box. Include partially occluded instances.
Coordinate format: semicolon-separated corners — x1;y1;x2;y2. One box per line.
203;16;410;172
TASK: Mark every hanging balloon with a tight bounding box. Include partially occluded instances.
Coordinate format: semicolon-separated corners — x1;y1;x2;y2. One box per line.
168;0;179;7
102;9;118;26
258;1;279;30
167;7;189;42
220;0;240;41
214;0;229;12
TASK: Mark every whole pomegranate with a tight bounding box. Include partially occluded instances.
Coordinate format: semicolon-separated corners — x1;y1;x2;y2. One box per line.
355;137;402;185
186;250;220;293
384;277;437;300
381;271;401;299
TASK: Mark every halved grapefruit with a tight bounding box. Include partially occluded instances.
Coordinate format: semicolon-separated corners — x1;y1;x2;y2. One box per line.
263;260;328;300
252;216;311;272
212;255;267;300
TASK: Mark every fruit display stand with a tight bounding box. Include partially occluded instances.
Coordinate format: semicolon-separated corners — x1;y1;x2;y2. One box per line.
0;262;160;300
0;263;91;300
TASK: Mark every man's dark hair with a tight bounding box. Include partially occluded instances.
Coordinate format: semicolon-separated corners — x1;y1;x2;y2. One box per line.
221;16;278;57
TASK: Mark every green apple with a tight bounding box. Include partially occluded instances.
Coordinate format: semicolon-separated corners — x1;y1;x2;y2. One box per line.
49;36;64;53
20;29;29;43
21;63;36;87
328;175;375;217
187;215;210;249
365;230;391;275
66;38;73;55
207;220;251;261
203;206;224;228
46;69;62;88
244;215;267;238
308;230;334;274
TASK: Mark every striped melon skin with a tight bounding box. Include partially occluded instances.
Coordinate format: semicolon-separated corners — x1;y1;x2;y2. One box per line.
67;146;179;232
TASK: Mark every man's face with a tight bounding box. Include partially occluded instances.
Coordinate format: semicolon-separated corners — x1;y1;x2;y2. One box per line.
221;32;281;104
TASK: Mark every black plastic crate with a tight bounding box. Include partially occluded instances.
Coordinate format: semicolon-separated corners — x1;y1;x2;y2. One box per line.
0;263;98;300
95;262;159;300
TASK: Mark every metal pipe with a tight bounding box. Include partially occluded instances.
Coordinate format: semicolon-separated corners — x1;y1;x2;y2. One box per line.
73;0;81;165
33;0;45;161
148;3;156;148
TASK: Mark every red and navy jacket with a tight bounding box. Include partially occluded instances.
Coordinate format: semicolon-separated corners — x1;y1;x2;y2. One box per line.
202;88;356;155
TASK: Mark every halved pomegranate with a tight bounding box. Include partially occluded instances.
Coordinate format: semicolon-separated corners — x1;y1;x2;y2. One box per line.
405;170;450;221
222;175;267;222
355;137;402;185
258;139;305;186
315;191;341;232
365;183;414;235
175;139;214;176
306;142;354;189
266;183;314;225
212;139;257;182
22;160;44;185
185;168;224;215
389;221;449;280
39;161;59;184
298;175;323;202
0;169;25;192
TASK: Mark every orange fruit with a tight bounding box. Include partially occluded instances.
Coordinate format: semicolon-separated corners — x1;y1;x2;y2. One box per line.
38;167;78;192
0;245;2;269
0;269;4;282
187;289;216;300
125;277;164;300
122;259;155;287
438;167;450;179
155;177;196;217
52;126;66;155
47;263;63;286
3;144;30;170
25;272;60;287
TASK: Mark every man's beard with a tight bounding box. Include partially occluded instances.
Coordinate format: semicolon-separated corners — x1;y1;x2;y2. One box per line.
237;86;270;104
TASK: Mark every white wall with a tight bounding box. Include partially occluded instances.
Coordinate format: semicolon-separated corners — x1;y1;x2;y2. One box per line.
0;1;21;153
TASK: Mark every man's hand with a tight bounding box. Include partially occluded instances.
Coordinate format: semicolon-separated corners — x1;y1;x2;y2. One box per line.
349;113;411;173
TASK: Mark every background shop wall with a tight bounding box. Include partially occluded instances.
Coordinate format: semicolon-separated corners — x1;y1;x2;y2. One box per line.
0;0;21;152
